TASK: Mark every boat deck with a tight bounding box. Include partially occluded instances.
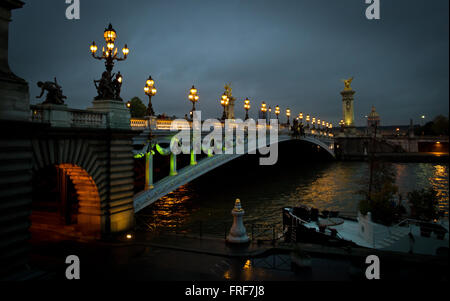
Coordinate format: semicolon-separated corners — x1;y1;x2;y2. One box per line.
304;219;374;248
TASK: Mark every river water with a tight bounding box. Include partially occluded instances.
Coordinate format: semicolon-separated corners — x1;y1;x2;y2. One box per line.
138;158;449;235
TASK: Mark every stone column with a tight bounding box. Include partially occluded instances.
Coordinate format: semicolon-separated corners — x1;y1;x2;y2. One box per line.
0;0;29;121
226;98;235;119
0;0;34;279
341;89;355;128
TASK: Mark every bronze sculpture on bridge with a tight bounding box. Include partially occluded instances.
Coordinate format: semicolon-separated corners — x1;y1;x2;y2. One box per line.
94;71;123;100
36;77;67;105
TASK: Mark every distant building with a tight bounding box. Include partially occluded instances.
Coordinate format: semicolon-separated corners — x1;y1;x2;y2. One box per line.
367;105;381;128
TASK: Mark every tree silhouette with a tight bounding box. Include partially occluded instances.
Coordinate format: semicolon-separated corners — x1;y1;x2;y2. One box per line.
129;97;146;118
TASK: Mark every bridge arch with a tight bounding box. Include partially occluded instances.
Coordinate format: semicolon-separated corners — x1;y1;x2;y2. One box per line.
134;134;335;212
31;138;106;238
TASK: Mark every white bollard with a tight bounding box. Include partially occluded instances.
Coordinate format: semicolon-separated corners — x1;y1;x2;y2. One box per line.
226;199;250;244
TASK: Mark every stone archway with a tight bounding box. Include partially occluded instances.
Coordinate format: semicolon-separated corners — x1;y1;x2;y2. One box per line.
30;163;102;240
58;163;102;237
31;137;107;239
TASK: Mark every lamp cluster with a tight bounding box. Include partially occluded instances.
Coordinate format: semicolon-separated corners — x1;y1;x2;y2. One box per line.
295;111;333;136
188;85;199;118
220;93;230;120
90;23;129;73
143;76;157;116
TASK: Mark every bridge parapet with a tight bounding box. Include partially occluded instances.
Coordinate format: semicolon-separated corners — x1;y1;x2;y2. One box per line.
31;104;108;128
130;118;335;139
30;99;134;130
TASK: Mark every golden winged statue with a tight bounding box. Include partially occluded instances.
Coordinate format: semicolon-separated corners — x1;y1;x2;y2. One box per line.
342;77;354;91
224;82;232;97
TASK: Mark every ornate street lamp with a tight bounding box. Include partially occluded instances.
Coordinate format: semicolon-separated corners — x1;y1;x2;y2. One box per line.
126;100;131;109
299;112;303;125
260;102;267;120
188;85;199;118
220;93;229;121
275;105;280;120
286;108;291;125
306;114;310;128
243;98;250;120
144;76;157;116
312;117;316;129
90;24;129;100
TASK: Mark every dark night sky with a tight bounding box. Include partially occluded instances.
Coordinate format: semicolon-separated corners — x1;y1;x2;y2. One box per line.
8;0;449;126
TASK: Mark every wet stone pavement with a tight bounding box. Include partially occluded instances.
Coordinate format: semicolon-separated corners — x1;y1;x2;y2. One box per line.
25;233;447;281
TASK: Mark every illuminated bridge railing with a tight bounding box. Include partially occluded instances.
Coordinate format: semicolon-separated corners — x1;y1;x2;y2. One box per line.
130;118;335;138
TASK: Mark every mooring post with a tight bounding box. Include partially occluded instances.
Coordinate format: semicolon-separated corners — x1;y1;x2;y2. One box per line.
226;199;249;244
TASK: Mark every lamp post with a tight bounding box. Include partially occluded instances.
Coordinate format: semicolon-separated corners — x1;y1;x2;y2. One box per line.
322;120;325;135
274;106;280;120
312;117;316;129
260;102;267;120
286;108;291;125
244;98;250;120
306;114;310;128
90;24;129;100
144;76;157;116
188;85;199;119
221;93;229;121
420;115;425;126
299;112;303;125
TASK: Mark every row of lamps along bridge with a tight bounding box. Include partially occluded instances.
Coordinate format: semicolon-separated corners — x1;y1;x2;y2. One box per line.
89;24;334;129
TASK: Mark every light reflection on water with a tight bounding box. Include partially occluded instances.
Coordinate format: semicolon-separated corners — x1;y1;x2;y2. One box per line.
139;162;449;232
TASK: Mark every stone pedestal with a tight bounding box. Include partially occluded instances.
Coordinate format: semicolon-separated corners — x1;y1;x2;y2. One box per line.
0;0;34;279
88;99;131;129
226;199;249;244
148;115;157;130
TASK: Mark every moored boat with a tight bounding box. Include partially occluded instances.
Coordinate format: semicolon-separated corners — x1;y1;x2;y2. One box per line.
283;206;449;256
